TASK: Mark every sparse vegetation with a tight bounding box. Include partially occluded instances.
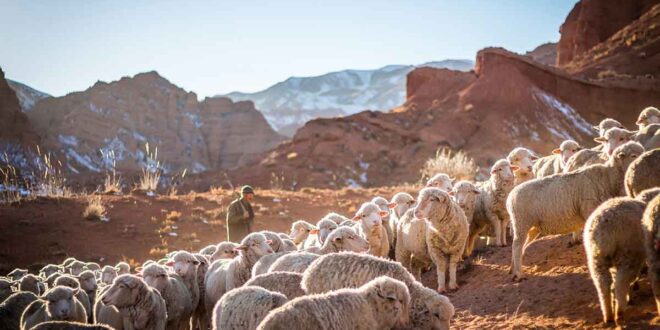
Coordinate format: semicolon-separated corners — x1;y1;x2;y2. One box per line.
101;149;122;194
135;143;162;194
83;195;106;221
165;210;182;222
420;147;478;183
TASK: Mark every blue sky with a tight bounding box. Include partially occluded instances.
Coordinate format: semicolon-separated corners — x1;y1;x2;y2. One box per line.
0;0;576;98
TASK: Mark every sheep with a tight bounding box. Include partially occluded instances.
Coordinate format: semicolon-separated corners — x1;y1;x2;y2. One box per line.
93;285;123;330
533;140;582;178
45;273;62;290
84;263;100;273
268;252;320;274
468;159;517;252
415;188;468;292
0;291;38;330
388;192;416;257
8;269;28;281
288;220;316;248
314;219;339;247
99;266;117;286
192;253;209;330
321;212;350;225
584;197;648;324
141;263;193;330
593;118;624;137
260;231;288;253
66;261;86;276
77;271;98;321
508;141;646;280
634;123;660;151
564;127;635;173
395;208;432;280
451;180;480;227
625;149;660;198
30;321;112;330
507;147;539;186
115;262;130;275
636;106;660;129
39;265;63;279
280;239;297;252
252;252;291;277
21;286;87;330
54;275;92;323
426;173;454;191
353;202;390;257
19;274;43;296
643;194;660;318
300;252;454;330
62;258;77;268
213;286;287;330
100;274;167;330
244;272;305;299
372;196;397;249
199;245;217;256
168;251;200;325
204;233;273;326
259;276;410;330
0;277;14;303
209;241;239;262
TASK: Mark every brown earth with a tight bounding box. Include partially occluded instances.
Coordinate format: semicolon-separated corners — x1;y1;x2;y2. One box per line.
1;188;658;329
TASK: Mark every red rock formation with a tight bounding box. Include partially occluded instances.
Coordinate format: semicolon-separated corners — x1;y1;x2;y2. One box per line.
557;0;659;65
525;42;557;66
0;68;38;146
27;71;285;175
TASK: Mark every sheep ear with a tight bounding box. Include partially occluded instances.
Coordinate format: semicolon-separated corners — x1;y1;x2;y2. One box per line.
164;260;174;267
448;191;455;196
530;155;539;160
473;189;481;195
594;137;606;144
378;211;389;217
310;229;319;235
490;168;497;174
266;239;273;245
352;215;361;221
552;148;561;154
235;245;248;252
387;202;397;209
510;165;520;171
425;182;433;187
332;236;343;243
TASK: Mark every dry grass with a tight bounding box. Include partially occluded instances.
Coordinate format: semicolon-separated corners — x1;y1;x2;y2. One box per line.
101;149;122;194
83;196;106;221
420;147;478;183
165;210;182;222
135;143;161;193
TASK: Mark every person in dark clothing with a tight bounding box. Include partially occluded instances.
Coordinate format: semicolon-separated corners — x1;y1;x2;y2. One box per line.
226;185;255;242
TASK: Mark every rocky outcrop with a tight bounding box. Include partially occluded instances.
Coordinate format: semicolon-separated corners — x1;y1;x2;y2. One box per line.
7;79;51;112
27;71;285;175
525;42;557;66
0;68;38;146
557;0;658;65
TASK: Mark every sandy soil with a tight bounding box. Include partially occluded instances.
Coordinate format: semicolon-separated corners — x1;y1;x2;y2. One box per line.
1;187;658;329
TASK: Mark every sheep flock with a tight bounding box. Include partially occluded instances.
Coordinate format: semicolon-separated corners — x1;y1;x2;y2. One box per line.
1;106;659;329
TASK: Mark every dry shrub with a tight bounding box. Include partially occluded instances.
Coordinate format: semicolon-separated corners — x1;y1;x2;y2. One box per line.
420;147;478;183
83;196;106;221
166;210;182;222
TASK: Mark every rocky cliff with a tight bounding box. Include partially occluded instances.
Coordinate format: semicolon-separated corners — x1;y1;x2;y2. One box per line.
0;69;38;147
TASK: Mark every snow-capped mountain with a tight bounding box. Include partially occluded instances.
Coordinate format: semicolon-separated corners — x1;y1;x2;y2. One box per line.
7;79;51;112
220;59;474;136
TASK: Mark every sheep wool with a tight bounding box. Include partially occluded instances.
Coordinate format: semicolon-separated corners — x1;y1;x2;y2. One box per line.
212;286;287;330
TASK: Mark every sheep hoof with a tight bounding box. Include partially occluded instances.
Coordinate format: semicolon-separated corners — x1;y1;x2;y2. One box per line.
448;284;459;291
437;287;447;294
512;274;526;282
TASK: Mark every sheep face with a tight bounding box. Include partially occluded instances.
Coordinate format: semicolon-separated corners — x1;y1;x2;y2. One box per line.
608;142;645;169
451;181;479;209
101;266;118;285
489;159;516;184
553;140;582;166
371;196;392;213
8;268;27;281
507;148;538;175
390;193;415;218
141;264;170;292
595;127;636;156
426;173;453;192
101;275;143;308
77;271;98;293
261;231;284;252
115;262;130;275
211;242;239;261
367;277;411;327
422;297;453;330
636;106;660;129
44;286;79;320
353;202;387;230
40;265;62;278
237;233;274;258
316;219;338;244
68;261;85;276
328;227;370;252
289;221;314;244
199;245;218;256
594;118;624;137
415;188;452;220
170;251;199;278
0;278;14;296
20;274;41;290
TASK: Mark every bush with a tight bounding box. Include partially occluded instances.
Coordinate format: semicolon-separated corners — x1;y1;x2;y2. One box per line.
420;148;478;183
83;196;106;221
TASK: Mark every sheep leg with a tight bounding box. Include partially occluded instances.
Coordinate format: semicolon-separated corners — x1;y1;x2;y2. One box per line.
651;263;660;317
592;261;614;323
510;230;527;281
523;227;541;252
500;218;509;246
431;252;448;293
487;213;502;246
448;253;460;291
614;265;638;325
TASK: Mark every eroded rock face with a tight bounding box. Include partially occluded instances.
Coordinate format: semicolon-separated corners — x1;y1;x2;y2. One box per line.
0;68;38;146
557;0;658;66
27;71;284;174
525;43;557;66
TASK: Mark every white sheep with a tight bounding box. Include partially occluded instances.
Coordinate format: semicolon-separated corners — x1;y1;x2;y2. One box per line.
66;261;86;277
252;252;292;277
53;275;92;323
39;265;62;279
643;194;660;318
564;127;635;173
114;262;130;275
593;118;624;137
213;286;287;330
507;147;539;186
260;231;288;253
8;269;28;281
533;140;582;178
321;212;350;225
415;188;468;292
100;274;167;330
508;142;646;280
192;253;210;330
19;274;44;296
469;159;517;251
634;123;660;151
371;196;397;250
204;233;273;326
584;197;648;324
636;106;660;129
76;271;98;321
288;220;316;248
93;285;122;330
625;149;659;198
268;252;320;274
99;266;117;286
209;242;239;262
450;180;480;257
168;251;200;322
426;173;454;191
141;263;193;330
305;225;369;255
21;286;87;330
0;291;39;330
29;320;112;330
244;272;305;299
389;192;416;256
314;219;338;246
300;252;454;330
353;202;390;257
258;276;410;330
199;245;218;256
395;208;432;281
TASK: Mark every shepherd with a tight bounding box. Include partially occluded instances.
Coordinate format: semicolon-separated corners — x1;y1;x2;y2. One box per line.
226;185;255;242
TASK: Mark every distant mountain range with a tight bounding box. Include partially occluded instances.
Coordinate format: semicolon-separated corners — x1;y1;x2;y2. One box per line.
220;59;474;136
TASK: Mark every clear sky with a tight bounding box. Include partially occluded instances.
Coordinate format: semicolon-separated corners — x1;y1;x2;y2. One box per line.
0;0;577;98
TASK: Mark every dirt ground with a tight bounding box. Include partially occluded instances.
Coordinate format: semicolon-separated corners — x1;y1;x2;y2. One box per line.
1;187;658;329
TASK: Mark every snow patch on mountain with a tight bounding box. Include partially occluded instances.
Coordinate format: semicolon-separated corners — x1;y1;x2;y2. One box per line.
7;79;51;112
